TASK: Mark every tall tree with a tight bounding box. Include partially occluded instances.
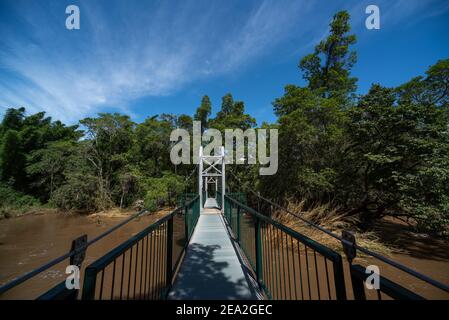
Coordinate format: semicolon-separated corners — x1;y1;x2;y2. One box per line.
194;95;212;132
299;11;357;100
80;113;135;209
210;94;256;130
0;130;25;188
1;107;25;132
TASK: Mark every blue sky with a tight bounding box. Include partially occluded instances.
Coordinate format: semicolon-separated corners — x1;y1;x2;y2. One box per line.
0;0;448;125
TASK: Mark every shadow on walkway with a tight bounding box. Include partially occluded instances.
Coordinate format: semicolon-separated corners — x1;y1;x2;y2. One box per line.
168;243;256;300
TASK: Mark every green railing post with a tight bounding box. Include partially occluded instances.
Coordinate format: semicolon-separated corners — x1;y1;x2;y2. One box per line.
81;267;97;300
255;217;263;284
166;216;173;288
184;205;189;242
333;255;347;300
236;206;241;243
229;203;232;228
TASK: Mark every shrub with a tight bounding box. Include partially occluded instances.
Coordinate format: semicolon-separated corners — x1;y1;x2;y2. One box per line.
143;173;184;212
0;182;40;208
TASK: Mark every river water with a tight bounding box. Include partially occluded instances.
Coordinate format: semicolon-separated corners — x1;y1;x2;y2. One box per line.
0;211;170;299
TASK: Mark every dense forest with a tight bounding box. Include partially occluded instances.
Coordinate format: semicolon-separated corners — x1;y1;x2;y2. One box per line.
1;11;448;236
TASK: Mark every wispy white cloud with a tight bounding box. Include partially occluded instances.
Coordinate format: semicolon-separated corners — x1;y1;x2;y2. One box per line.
0;0;447;123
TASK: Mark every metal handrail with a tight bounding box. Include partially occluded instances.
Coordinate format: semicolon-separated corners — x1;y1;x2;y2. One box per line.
0;208;150;295
0;194;200;296
81;195;200;300
224;194;347;300
226;170;449;295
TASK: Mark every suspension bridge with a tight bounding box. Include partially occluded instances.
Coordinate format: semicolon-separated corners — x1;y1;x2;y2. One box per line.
1;146;449;300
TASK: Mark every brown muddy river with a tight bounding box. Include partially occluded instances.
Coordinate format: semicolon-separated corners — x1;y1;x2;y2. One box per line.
0;211;174;299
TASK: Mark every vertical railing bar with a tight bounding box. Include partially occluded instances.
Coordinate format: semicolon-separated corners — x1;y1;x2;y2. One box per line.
147;233;151;300
324;258;332;300
270;224;277;298
273;224;281;299
305;246;311;300
146;233;152;300
237;206;241;244
255;217;262;285
99;269;105;300
110;259;117;300
377;289;382;301
266;223;273;297
155;226;161;299
162;222;167;296
184;205;189;243
313;250;321;300
127;245;133;299
160;224;164;299
139;236;144;299
284;232;292;299
133;241;139;299
163;222;168;297
144;235;149;299
166;217;174;297
158;225;163;299
261;222;268;291
158;223;165;300
296;239;304;300
229;203;233;232
119;252;125;300
279;229;287;300
274;227;282;299
150;232;155;300
290;235;298;300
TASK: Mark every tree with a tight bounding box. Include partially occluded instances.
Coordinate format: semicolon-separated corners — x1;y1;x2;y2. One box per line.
1;107;25;132
26;140;76;200
0;130;26;188
51;142;98;212
216;93;234;118
194;95;212;132
176;114;193;130
342;72;449;233
209;93;256;130
267;87;347;202
397;59;449;107
133;115;174;177
80;113;135;210
299;11;357;101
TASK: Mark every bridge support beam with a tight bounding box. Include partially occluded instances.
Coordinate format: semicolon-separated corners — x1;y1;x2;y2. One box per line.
198;146;225;213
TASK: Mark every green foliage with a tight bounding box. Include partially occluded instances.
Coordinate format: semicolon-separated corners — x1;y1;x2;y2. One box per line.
0;129;26;188
26;140;77;200
194;95;212;131
0;182;40;208
262;11;449;236
143;173;184;212
209;93;256;130
79;113;135;210
342;83;449;234
299;11;357;101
